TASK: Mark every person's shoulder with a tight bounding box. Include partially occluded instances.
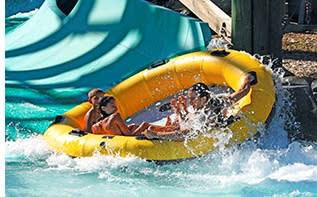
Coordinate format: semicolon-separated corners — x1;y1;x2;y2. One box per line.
85;108;94;118
86;107;94;114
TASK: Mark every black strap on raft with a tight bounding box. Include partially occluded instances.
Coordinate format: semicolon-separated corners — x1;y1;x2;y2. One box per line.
135;134;160;140
158;102;172;112
102;135;114;139
148;59;169;69
248;71;258;86
100;141;106;147
49;115;65;126
135;135;147;140
209;50;230;57
68;129;88;137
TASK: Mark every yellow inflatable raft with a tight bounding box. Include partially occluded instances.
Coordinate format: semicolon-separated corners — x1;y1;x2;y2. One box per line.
44;49;275;161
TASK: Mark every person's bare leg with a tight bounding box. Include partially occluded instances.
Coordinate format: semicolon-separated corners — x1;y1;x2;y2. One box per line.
148;124;179;132
144;129;188;141
130;122;150;135
128;124;138;131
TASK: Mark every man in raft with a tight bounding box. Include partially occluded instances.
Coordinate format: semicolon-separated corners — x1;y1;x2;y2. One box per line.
143;73;255;140
84;88;105;133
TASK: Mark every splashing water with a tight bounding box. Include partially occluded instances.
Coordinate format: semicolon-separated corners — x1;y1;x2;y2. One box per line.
207;37;231;50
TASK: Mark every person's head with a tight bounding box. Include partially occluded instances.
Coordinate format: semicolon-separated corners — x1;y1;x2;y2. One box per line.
98;96;117;117
188;82;210;109
88;88;105;106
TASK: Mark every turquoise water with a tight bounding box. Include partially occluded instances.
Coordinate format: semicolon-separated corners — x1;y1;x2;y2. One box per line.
5;10;317;197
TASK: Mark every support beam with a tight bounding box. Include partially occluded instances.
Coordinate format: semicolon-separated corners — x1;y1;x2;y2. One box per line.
231;0;252;52
178;0;232;41
232;0;284;60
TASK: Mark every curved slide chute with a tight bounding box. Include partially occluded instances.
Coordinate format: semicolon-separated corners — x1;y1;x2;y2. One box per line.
6;0;211;98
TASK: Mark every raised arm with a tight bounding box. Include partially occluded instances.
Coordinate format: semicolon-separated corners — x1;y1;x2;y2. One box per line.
229;73;253;102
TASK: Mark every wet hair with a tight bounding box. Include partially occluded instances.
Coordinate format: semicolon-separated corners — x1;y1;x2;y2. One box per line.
98;96;115;118
190;82;210;99
191;83;222;110
88;88;104;102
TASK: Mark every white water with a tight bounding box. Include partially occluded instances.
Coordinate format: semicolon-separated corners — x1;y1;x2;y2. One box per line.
5;136;317;196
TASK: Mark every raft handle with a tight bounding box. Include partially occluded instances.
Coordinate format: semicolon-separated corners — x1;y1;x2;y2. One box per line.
102;135;114;139
209;50;230;57
158;102;172;112
148;59;169;69
135;135;159;140
69;129;88;137
49;115;65;126
135;135;147;140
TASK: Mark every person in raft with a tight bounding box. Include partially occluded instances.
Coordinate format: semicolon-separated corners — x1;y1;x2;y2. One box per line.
143;73;255;140
91;96;151;136
84;88;105;133
142;83;219;140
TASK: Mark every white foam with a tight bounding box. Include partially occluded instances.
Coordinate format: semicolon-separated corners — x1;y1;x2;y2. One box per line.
269;163;317;182
273;190;314;197
23;102;47;111
45;151;146;172
5;135;52;161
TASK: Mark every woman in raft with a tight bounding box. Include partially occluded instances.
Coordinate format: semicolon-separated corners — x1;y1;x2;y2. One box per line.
91;96;151;136
91;95;182;136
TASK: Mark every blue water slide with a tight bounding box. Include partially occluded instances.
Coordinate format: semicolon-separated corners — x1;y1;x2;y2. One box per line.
5;0;211;98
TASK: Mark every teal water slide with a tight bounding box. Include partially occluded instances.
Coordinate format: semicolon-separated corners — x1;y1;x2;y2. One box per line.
6;0;211;97
5;0;211;138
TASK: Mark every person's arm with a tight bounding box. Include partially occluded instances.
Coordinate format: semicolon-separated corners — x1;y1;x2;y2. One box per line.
92;120;108;134
165;116;173;126
229;73;252;102
84;109;93;133
177;95;189;118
